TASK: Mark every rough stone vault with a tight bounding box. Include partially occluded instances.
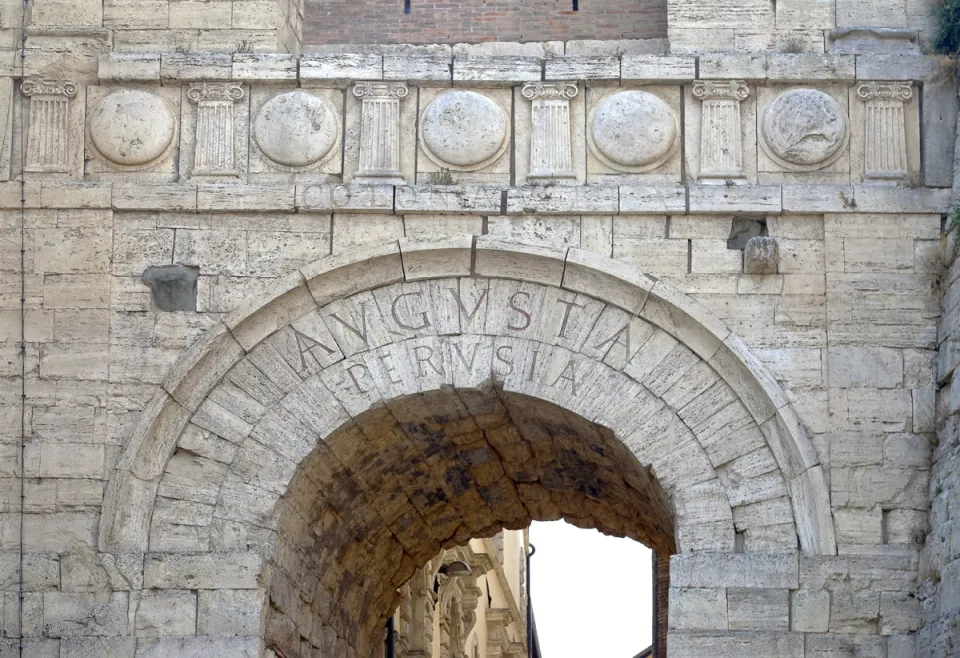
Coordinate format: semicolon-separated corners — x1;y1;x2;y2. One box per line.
2;0;960;656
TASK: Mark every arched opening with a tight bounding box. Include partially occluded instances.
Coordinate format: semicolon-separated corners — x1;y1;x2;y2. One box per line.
99;238;835;658
262;388;675;657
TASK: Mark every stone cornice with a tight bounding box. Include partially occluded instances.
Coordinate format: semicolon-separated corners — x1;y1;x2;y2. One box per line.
12;181;951;215
93;51;941;85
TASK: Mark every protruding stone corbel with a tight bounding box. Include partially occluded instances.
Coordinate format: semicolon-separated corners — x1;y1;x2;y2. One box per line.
187;82;244;176
857;81;912;180
353;81;408;182
521;81;578;180
744;236;779;274
21;79;78;173
692;80;750;179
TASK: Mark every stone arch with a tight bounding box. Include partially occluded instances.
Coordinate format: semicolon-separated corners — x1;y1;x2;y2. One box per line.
99;236;835;652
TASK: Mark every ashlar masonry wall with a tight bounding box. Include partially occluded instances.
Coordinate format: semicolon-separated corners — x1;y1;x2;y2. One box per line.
0;0;958;656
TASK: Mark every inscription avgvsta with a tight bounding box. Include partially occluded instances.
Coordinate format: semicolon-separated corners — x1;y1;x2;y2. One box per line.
288;278;651;399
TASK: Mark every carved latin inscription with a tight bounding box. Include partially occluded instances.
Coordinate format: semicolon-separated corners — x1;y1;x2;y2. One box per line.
308;280;658;404
187;82;245;176
21;79;77;173
857;81;912;181
521;82;578;180
354;82;408;181
692;80;750;179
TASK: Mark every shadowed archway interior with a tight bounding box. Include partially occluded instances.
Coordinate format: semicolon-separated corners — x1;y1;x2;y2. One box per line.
263;387;675;658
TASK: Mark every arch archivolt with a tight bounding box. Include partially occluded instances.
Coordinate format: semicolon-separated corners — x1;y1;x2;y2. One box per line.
100;236;835;560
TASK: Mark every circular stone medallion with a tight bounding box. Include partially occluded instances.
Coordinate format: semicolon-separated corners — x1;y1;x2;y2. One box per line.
254;91;340;169
88;90;176;169
760;89;849;170
419;90;508;171
588;90;679;173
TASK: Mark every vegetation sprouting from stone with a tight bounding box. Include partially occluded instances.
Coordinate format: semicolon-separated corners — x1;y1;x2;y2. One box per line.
935;0;960;53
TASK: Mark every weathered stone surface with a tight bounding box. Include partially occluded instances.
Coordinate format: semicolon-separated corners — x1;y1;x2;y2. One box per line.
2;8;956;655
744;236;778;274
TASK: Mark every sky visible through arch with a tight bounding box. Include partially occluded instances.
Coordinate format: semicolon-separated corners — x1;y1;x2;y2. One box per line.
529;521;654;658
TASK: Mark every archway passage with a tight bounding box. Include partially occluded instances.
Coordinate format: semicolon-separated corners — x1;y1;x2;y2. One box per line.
264;388;674;657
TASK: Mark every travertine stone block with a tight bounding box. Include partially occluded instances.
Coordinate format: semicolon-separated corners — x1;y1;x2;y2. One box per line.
98;53;161;81
160;53;232;81
383;53;451;82
395;185;501;214
134;636;259;657
619;186;686;213
60;637;137;657
113;184;197;211
671;552;799;589
197;184;294;211
300;54;382;81
136;590;197;637
231;53;296;81
506;186;617;215
169;0;231;29
791;589;830;631
31;0;102;26
40;182;111;209
828;346;903;388
621;55;696;82
781;185;857;212
298;183;394;213
453;56;541;84
104;0;169;29
699;54;768;81
688;185;781;214
544;56;619;82
727;588;789;631
766;54;856;82
42;592;128;636
837;0;907;27
197;589;262;635
669;587;728;630
666;631;804;657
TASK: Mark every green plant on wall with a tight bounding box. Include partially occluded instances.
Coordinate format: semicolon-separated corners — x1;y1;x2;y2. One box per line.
935;0;960;53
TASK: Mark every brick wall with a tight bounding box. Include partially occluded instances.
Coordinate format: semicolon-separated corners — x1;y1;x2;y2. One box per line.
303;0;667;45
